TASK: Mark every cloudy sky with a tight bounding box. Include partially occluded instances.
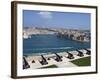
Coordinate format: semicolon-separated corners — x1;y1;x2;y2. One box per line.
23;10;91;30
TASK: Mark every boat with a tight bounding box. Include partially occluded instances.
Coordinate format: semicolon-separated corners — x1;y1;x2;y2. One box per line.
23;35;31;39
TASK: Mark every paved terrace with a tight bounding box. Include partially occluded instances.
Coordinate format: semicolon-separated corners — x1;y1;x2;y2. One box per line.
24;49;90;69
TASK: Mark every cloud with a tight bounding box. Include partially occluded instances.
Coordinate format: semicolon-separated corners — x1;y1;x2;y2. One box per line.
38;11;52;19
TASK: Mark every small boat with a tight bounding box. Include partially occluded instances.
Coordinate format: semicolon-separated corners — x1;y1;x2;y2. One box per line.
23;35;31;39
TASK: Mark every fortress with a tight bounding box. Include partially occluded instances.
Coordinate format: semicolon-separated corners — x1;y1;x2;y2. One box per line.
23;27;90;42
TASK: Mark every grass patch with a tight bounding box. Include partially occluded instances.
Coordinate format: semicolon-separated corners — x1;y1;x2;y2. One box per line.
71;56;91;66
40;65;58;69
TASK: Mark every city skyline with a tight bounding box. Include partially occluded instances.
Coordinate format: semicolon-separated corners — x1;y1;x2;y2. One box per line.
23;10;91;30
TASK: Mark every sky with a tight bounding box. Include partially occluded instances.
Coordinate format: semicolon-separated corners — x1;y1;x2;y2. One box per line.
23;10;91;30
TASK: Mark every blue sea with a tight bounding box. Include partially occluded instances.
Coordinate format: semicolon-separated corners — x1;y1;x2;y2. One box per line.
23;34;90;56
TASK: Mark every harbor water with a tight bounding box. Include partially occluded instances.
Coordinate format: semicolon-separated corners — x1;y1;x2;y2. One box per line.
23;34;90;56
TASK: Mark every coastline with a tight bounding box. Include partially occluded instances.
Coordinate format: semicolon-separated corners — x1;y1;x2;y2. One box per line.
23;27;90;42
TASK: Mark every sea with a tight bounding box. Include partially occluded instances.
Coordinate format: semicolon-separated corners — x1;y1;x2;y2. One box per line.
23;34;90;56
